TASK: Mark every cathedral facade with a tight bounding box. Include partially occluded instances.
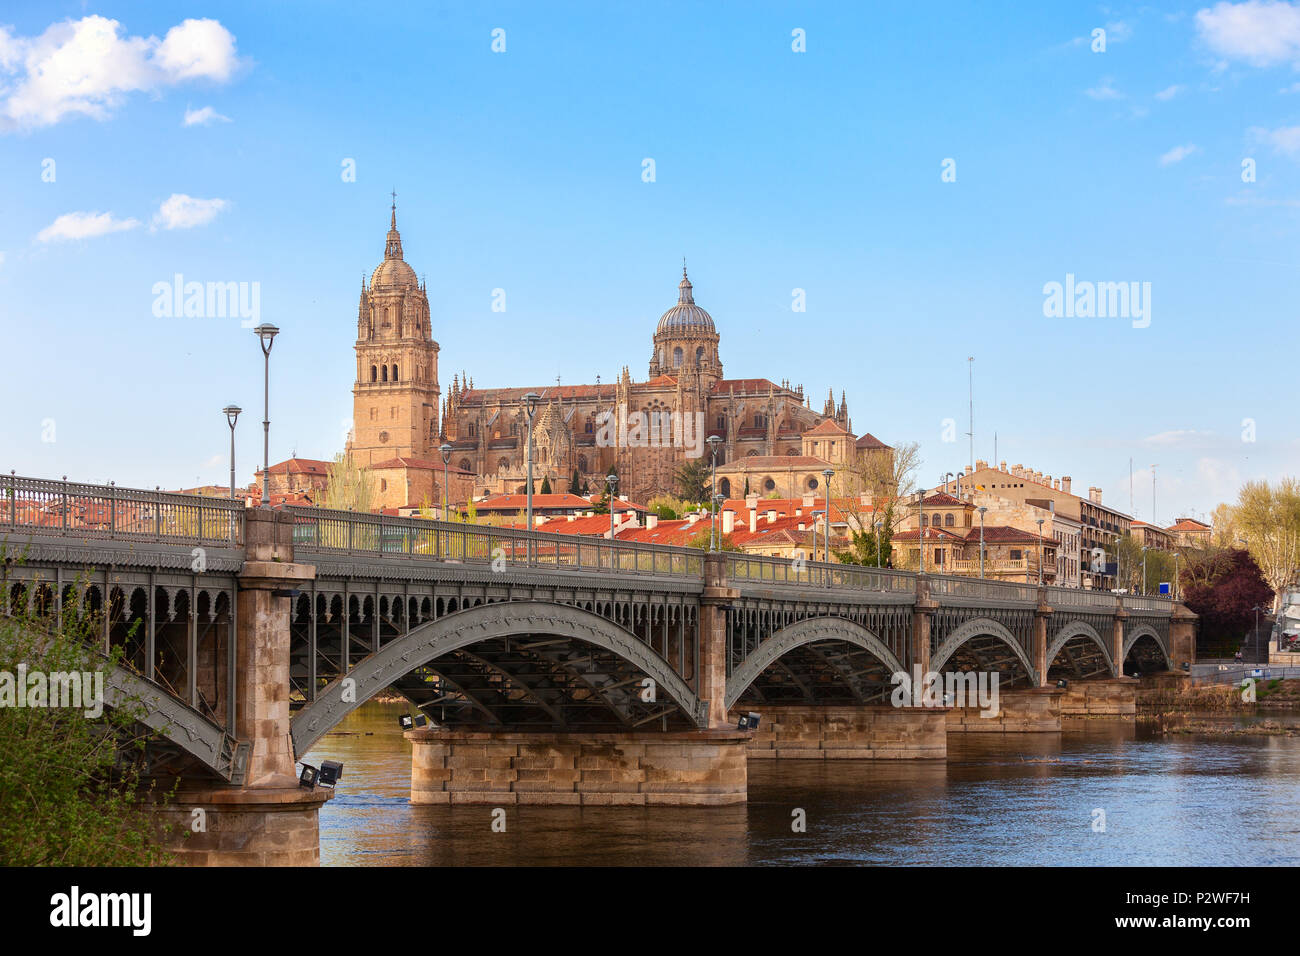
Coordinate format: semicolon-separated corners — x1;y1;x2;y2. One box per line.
350;205;872;506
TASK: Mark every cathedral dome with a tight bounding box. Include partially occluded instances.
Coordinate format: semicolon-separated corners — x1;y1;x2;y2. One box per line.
370;203;419;289
656;266;715;334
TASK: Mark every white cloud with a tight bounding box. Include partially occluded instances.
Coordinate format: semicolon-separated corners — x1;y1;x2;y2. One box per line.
1155;84;1184;100
1086;77;1124;100
151;193;228;230
1144;429;1215;445
1196;457;1243;499
1196;0;1300;66
1251;123;1300;155
0;16;240;132
36;211;141;242
1106;20;1134;43
1160;143;1200;164
183;105;230;126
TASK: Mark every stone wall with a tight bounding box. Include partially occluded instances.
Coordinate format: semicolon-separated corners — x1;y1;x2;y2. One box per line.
1059;677;1137;717
946;687;1062;732
408;728;750;806
151;786;328;866
733;705;947;759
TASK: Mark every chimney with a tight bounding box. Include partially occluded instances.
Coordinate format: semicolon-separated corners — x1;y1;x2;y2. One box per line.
976;458;987;471
745;492;759;509
1053;479;1060;491
766;510;776;524
722;510;735;534
1089;486;1102;504
801;494;815;508
999;460;1007;472
749;509;757;533
1061;476;1072;494
646;513;658;529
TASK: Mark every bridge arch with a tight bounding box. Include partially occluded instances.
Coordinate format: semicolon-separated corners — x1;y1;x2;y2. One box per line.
290;600;706;756
724;616;904;711
1046;620;1112;674
931;617;1039;686
1122;624;1171;672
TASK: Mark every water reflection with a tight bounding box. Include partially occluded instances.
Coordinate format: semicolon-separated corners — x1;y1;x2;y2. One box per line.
307;703;1300;867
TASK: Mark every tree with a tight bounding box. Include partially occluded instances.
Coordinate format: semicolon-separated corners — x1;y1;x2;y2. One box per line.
320;452;376;513
834;498;897;568
1180;547;1274;654
1209;502;1239;549
686;530;741;551
647;494;687;521
540;475;552;495
743;477;751;497
836;439;920;552
570;468;581;494
1234;478;1300;610
0;582;177;865
673;459;710;505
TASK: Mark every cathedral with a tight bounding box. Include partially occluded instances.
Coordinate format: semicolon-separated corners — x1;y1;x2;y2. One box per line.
349;203;883;507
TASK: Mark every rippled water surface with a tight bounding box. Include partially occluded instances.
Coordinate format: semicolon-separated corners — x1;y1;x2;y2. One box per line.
307;703;1300;866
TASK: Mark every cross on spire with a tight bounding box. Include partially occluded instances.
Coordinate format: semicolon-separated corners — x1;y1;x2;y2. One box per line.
391;188;397;209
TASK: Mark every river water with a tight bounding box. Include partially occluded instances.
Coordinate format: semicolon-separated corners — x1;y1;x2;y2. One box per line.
306;702;1300;866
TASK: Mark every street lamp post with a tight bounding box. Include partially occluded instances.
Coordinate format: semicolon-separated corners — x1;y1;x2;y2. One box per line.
822;468;834;563
1036;517;1045;586
523;392;540;529
874;518;882;569
1173;552;1181;601
439;443;452;518
978;505;987;578
222;405;241;500
706;435;723;551
918;490;925;574
253;324;279;507
1141;545;1148;596
606;472;619;547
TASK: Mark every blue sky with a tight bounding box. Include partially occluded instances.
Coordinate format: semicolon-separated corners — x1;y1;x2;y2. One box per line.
1;1;1298;524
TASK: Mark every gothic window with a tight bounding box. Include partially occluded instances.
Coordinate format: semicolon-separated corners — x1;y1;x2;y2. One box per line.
673;347;683;367
717;416;726;430
382;365;388;382
578;456;588;472
467;423;477;438
459;459;472;473
585;418;593;434
380;479;388;491
945;513;955;527
392;364;399;382
370;365;377;382
719;478;731;497
754;413;767;428
695;346;704;365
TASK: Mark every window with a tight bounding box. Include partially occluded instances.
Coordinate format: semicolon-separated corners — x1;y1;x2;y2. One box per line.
369;407;378;421
945;513;954;527
920;514;928;527
673;347;683;367
696;347;705;365
1010;549;1022;561
382;365;388;382
754;413;767;428
370;365;377;382
807;476;819;490
392;364;399;382
717;416;726;430
763;478;776;491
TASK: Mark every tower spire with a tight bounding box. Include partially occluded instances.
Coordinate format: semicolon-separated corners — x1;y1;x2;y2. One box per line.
384;194;403;260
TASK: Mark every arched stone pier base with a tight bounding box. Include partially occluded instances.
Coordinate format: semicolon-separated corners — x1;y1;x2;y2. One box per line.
407;727;751;806
946;687;1063;732
731;705;947;759
151;785;332;866
1059;677;1138;717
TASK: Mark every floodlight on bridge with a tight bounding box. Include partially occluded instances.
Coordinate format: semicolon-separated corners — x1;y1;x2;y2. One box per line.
737;712;761;730
1056;679;1069;689
298;763;319;790
413;714;428;728
319;760;344;787
399;714;414;730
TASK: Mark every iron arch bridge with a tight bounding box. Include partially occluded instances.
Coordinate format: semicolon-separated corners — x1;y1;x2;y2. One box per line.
0;473;1183;779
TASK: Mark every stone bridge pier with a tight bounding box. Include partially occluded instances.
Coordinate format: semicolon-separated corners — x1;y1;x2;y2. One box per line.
153;509;331;865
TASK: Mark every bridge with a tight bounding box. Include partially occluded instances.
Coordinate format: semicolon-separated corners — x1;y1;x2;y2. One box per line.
1;474;1193;863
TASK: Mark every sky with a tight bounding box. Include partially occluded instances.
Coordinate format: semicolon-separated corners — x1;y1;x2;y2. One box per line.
1;0;1298;526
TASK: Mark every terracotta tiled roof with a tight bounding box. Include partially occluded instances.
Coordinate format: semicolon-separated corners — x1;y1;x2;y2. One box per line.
920;492;965;507
803;419;849;436
966;525;1044;544
711;378;784;394
458;384;617;404
257;457;331;476
477;493;646;514
1167;517;1211;532
855;432;891;450
893;527;967;542
368;456;475;475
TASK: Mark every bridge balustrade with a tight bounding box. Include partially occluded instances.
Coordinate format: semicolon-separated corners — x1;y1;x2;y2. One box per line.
3;473;243;546
724;553;915;593
926;574;1037;603
284;505;703;578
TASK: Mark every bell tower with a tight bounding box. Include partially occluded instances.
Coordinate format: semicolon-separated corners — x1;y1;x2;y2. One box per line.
349;198;441;466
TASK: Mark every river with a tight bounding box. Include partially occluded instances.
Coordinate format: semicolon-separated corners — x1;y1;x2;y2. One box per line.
305;702;1300;866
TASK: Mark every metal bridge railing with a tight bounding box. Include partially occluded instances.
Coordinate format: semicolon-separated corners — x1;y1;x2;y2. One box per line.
926;574;1038;603
1045;585;1122;609
1122;594;1176;612
724;553;916;593
284;505;704;578
2;473;244;547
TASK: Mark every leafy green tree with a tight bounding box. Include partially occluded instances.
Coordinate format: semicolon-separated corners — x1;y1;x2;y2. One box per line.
320;452;376;513
0;578;177;865
570;468;581;494
834;500;897;567
686;530;741;551
540;475;552;495
647;494;687;521
673;459;710;505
